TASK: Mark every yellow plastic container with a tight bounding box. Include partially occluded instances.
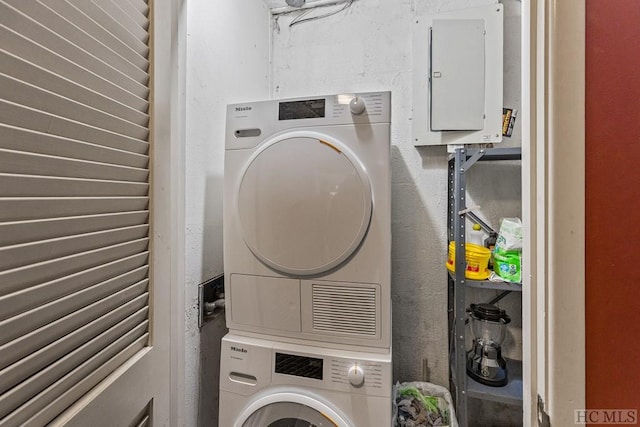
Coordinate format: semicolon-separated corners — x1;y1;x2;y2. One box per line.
446;241;491;280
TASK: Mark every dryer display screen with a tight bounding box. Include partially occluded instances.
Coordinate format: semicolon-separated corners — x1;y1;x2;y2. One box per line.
275;353;323;380
278;99;325;120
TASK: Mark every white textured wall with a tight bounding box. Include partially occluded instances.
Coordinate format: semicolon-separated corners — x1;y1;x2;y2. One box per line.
184;1;270;425
184;0;522;424
270;0;522;386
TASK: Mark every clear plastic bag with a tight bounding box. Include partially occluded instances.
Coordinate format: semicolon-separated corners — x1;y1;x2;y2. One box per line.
494;218;523;283
495;218;522;251
392;381;458;427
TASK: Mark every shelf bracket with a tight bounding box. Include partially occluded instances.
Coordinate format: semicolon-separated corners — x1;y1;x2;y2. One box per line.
460;148;485;172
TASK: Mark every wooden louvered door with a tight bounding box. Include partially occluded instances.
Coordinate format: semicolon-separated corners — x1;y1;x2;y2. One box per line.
0;0;174;425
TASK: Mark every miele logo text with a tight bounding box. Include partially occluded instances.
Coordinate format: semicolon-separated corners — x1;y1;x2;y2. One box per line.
231;346;247;353
235;106;252;112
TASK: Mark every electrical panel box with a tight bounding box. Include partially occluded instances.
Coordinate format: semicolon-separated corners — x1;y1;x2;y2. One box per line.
430;19;485;131
413;3;503;146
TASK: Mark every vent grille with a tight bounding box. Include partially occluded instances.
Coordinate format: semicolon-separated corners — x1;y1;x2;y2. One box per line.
311;284;378;337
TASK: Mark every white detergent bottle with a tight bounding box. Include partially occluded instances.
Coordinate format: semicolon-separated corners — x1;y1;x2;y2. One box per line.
468;223;484;246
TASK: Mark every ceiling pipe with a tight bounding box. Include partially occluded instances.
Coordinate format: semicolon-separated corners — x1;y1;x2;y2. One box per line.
271;0;346;15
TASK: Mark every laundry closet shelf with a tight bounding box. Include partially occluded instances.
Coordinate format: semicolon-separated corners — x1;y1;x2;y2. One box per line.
467;358;523;406
448;272;522;292
460;147;523;162
447;146;523;426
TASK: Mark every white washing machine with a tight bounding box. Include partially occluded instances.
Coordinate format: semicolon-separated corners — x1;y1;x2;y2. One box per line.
219;334;392;427
224;92;391;350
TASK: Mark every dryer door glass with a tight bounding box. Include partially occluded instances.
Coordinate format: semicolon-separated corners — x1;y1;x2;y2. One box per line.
242;402;339;427
238;136;372;276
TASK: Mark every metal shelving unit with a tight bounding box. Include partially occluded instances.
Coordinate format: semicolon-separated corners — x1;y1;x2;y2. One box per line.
447;147;523;426
448;272;522;292
467;359;523;406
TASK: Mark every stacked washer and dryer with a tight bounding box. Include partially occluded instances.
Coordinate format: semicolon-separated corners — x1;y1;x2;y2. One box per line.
221;92;392;426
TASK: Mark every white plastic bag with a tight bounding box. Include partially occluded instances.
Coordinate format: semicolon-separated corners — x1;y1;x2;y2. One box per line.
392;381;459;427
494;217;523;283
494;217;522;252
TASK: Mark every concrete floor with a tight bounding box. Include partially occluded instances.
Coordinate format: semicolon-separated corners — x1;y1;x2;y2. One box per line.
468;399;523;427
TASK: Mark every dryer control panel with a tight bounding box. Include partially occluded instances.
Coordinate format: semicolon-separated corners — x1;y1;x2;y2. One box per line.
278;98;326;120
226;91;391;151
275;94;386;121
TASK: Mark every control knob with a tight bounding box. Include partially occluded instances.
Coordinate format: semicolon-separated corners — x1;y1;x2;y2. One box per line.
349;97;366;115
347;364;365;387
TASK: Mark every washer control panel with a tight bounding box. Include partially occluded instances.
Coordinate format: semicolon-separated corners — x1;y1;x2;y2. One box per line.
271;347;391;397
347;364;365;387
329;358;384;391
222;334;391;398
272;351;390;397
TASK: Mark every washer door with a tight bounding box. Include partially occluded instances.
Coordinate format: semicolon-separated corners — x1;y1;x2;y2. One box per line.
237;132;372;276
236;392;351;427
242;402;337;427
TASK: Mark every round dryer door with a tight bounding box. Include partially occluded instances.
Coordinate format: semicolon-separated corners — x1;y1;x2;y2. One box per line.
237;135;372;276
241;402;344;427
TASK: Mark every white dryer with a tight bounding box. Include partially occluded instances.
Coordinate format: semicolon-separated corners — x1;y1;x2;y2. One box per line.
224;92;391;350
219;334;392;427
